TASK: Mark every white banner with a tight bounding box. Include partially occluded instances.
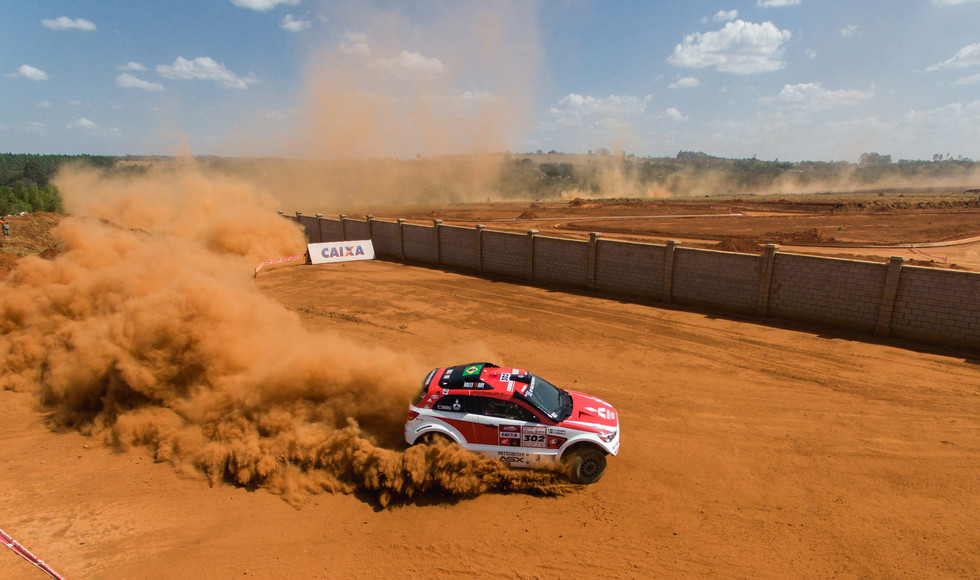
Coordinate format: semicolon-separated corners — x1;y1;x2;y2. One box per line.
308;240;375;264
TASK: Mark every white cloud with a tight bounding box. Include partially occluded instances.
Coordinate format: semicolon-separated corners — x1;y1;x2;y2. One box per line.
340;32;371;55
954;72;980;84
67;118;98;130
118;62;146;71
667;20;792;74
661;107;687;121
36;101;52;108
229;0;300;11
904;101;980;130
369;51;445;78
840;25;859;37
932;0;980;5
927;43;980;70
760;83;874;112
805;48;818;59
116;73;164;91
41;17;96;31
544;93;652;129
669;76;700;89
713;10;738;22
10;65;49;81
757;0;801;6
66;118;121;137
557;93;651;116
156;56;258;89
281;14;310;32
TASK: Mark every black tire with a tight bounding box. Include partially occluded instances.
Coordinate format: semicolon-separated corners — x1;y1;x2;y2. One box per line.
565;447;607;484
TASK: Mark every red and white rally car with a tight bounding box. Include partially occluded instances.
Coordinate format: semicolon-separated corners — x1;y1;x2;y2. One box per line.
404;363;620;484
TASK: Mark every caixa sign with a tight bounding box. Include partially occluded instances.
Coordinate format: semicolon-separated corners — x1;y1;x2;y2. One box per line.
308;240;375;264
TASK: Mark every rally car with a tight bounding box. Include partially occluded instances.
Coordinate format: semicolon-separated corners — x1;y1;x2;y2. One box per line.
404;363;620;484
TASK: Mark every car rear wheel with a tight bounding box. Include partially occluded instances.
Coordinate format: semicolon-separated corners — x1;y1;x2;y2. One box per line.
418;432;454;446
565;447;607;484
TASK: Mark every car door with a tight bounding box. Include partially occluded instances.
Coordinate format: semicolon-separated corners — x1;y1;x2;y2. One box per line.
468;396;542;465
430;394;477;443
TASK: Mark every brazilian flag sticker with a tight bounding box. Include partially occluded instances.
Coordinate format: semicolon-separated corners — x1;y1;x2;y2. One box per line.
463;364;482;377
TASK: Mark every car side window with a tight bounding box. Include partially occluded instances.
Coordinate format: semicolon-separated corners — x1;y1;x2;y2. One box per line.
432;395;467;413
474;397;538;422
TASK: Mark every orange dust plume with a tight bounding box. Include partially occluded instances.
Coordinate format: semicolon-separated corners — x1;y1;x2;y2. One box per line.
0;164;567;506
245;0;543;210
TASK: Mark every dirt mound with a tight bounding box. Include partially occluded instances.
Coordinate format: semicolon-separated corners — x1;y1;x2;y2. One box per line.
517;211;538;219
0;253;17;279
0;212;65;280
713;237;764;253
774;228;837;244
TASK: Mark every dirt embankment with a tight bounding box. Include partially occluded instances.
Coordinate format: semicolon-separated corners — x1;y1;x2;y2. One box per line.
0;213;63;279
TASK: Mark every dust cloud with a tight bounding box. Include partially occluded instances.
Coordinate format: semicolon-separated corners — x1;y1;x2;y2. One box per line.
224;0;543;211
0;163;566;506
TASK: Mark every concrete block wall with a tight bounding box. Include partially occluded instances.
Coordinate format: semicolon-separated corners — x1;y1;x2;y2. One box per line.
439;225;480;269
345;219;371;240
890;266;980;347
370;219;402;257
672;248;761;314
533;236;589;288
768;253;887;332
482;230;530;278
297;215;320;243
402;223;438;263
286;214;980;350
319;219;344;243
595;239;666;298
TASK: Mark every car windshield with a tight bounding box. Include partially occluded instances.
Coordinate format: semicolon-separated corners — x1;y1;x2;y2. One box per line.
520;375;572;421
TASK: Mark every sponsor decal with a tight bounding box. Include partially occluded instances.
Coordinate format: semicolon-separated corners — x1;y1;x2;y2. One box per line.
307;240;375;265
584;406;616;421
547;428;567;436
499;424;521;446
547;436;567;449
522;425;547;448
452;399;462;412
507;382;514;392
499;454;526;464
442;389;449;395
500;373;511;382
424;369;436;386
463;382;474;388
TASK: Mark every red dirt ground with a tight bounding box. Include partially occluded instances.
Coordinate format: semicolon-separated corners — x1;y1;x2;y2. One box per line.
3;261;979;578
2;197;980;578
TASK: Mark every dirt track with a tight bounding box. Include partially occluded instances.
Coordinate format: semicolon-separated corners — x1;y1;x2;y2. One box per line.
3;259;979;578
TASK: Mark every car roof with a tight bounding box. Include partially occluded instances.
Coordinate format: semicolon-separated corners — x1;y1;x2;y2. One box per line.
434;363;534;394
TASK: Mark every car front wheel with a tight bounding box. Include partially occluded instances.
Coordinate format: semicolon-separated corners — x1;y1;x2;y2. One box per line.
565;447;607;484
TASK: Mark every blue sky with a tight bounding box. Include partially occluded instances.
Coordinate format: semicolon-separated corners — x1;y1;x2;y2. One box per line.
3;0;980;162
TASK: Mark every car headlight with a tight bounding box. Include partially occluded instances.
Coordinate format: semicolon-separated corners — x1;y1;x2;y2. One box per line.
599;430;617;443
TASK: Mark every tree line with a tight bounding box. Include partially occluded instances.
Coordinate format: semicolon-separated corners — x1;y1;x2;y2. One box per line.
496;150;980;199
0;153;116;215
3;151;978;214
